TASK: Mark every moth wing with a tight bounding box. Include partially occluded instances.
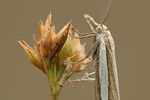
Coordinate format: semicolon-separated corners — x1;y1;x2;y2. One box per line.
99;39;109;100
104;30;120;100
92;41;100;60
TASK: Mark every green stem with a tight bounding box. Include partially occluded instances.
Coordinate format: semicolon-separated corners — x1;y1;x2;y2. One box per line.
48;69;61;100
51;92;59;100
49;82;60;100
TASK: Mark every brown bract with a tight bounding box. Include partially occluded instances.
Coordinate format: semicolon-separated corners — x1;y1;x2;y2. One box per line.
18;13;93;99
18;38;45;73
18;13;91;75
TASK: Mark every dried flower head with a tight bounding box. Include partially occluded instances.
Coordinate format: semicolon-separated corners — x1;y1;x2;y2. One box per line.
18;13;91;99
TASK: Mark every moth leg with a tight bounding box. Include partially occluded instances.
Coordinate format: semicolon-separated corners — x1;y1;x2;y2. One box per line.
68;32;95;39
72;27;94;36
65;38;101;64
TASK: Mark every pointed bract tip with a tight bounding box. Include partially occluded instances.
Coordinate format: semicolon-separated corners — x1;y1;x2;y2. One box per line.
48;11;52;19
68;19;72;25
49;11;52;16
65;20;72;29
38;20;43;25
20;37;24;42
18;40;22;45
18;37;24;47
20;37;27;45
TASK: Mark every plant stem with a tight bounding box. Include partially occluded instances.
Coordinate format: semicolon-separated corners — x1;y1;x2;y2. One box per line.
48;69;62;100
50;93;59;100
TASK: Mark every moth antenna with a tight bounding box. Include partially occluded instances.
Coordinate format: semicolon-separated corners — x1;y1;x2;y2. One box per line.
101;0;114;24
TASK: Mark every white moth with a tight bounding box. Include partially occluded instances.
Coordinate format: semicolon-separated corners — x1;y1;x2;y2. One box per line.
69;0;120;99
84;14;120;100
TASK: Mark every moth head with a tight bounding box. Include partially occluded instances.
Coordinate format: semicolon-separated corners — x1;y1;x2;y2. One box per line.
95;25;107;33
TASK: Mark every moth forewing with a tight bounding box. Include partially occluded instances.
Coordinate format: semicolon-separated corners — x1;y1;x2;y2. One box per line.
99;38;109;100
95;39;101;100
92;41;100;60
104;30;120;100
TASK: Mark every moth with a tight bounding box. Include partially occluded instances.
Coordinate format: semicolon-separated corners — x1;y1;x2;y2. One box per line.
70;0;120;99
84;14;120;100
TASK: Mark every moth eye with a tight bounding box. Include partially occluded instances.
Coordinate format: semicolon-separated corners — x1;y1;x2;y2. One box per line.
96;26;102;33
